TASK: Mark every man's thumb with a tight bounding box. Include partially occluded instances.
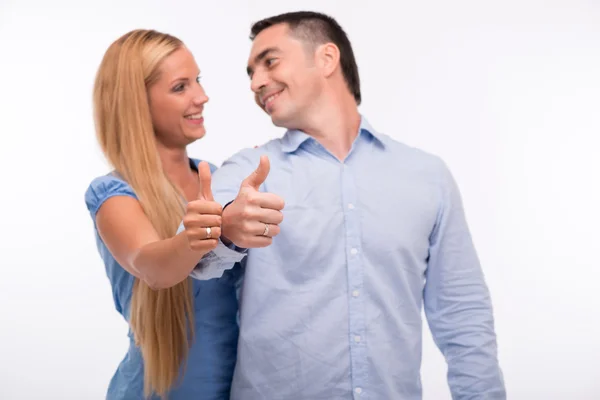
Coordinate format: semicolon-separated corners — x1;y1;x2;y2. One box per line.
244;155;270;190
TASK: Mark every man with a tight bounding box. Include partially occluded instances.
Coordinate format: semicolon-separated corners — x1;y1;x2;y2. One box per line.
184;10;506;399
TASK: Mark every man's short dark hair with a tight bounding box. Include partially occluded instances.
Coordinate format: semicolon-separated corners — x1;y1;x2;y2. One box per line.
250;11;362;105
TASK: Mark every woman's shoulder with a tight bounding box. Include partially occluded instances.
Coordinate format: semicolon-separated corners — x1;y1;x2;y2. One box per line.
85;158;217;218
84;172;137;219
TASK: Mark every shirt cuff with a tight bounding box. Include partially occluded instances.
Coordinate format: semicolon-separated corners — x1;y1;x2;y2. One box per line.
177;221;247;280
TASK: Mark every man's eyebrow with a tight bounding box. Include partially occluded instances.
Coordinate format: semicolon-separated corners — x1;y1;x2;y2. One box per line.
246;47;280;77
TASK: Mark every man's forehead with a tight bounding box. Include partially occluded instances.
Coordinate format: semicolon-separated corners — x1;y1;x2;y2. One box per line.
248;24;290;60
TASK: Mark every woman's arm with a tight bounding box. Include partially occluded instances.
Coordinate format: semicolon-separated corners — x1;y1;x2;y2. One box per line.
96;195;221;290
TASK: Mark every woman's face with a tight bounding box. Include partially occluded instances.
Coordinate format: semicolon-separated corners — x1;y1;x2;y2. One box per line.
148;46;209;148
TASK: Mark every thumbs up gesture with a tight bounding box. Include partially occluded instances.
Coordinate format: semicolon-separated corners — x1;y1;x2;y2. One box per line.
221;155;285;248
183;162;223;252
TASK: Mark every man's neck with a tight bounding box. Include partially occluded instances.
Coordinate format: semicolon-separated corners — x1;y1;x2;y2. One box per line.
298;93;361;162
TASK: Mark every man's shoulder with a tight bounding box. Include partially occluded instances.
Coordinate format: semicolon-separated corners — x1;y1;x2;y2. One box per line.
377;132;446;172
382;135;461;193
221;137;286;167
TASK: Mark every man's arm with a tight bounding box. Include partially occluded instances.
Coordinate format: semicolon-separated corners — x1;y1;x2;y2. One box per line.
423;160;506;399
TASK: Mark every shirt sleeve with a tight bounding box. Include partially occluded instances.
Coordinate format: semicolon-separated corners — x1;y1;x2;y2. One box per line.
84;174;137;222
423;159;506;399
211;147;265;207
176;220;247;280
185;148;263;280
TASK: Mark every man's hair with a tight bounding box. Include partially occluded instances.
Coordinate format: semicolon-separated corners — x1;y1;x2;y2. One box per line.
250;11;361;105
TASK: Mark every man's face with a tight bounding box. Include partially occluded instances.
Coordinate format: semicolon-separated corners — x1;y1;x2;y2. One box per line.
247;24;323;128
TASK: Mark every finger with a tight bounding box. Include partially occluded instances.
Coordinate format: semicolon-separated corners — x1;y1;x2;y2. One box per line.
183;214;222;229
243;155;270;190
209;226;221;239
186;200;223;216
255;193;285;211
197;161;214;201
244;220;280;237
188;226;222;240
245;191;285;210
256;209;284;225
189;239;219;252
262;224;280;238
243;236;273;248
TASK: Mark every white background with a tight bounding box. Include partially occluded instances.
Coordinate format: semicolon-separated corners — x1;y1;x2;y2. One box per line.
1;0;599;399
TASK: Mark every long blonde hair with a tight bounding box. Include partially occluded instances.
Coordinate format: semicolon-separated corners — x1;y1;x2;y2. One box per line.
93;29;194;398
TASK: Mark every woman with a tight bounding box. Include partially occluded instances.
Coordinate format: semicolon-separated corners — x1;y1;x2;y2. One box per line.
84;29;241;399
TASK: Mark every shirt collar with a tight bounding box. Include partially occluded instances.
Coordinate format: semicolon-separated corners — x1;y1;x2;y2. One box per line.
281;114;386;153
280;128;312;153
360;116;386;147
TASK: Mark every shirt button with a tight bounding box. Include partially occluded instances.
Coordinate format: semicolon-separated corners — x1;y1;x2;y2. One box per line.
355;387;362;395
354;335;361;343
352;290;360;297
348;203;355;210
350;248;358;255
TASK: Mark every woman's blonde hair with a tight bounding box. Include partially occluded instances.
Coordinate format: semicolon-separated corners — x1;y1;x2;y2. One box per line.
93;29;194;399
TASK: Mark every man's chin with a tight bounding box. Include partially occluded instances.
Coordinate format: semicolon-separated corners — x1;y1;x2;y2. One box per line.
269;112;294;129
271;118;286;128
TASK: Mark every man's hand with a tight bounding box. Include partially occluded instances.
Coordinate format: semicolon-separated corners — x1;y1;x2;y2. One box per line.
182;162;222;252
222;155;284;248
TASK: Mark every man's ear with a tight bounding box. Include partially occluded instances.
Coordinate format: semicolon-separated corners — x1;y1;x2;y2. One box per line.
316;43;340;78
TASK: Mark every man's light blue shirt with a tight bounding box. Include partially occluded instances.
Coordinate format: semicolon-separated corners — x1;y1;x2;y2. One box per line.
191;116;505;399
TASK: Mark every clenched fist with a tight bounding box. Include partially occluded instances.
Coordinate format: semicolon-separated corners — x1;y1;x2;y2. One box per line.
182;161;223;252
222;155;285;248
